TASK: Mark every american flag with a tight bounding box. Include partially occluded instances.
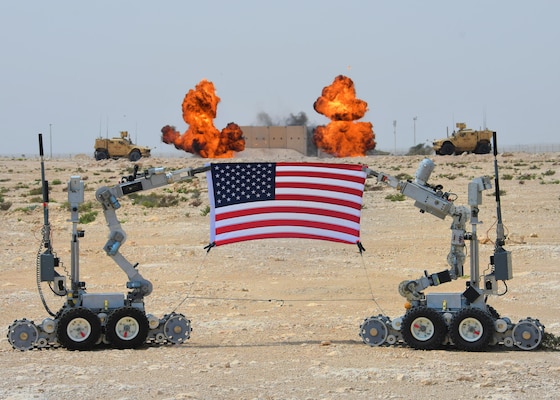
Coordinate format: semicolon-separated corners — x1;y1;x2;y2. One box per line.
206;162;366;246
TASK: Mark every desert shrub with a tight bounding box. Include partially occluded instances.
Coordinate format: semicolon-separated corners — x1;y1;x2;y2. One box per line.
61;200;96;213
518;174;536;181
29;187;43;196
540;179;560;185
129;193;180;208
385;193;406;202
395;173;413;181
542;332;560;350
0;193;12;211
190;198;203;207
79;211;98;224
364;183;383;192
14;205;37;213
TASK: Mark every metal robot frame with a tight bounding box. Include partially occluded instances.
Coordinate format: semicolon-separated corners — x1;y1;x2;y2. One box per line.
359;132;544;351
8;134;208;350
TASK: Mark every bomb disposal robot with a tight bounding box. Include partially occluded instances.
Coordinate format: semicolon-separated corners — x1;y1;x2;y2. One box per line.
8;134;208;350
359;132;544;351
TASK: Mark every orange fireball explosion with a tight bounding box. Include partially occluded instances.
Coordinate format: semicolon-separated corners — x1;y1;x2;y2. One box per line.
313;75;376;157
161;79;245;158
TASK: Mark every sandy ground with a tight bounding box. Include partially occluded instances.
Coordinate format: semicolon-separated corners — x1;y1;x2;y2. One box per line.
1;150;559;400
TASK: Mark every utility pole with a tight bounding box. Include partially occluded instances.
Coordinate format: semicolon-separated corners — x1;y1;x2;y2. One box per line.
393;120;397;155
413;116;417;146
49;123;53;159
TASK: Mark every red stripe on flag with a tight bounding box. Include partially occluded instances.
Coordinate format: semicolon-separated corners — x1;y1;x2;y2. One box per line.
274;194;362;210
276;171;364;183
215;232;358;247
275;169;366;184
275;181;363;198
277;162;365;171
215;219;359;237
215;205;360;224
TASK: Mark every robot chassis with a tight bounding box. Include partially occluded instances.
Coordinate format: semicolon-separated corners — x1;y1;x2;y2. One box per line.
359;133;544;351
8;134;210;351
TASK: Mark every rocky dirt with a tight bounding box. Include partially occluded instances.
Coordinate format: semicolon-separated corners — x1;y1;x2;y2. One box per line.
1;150;559;400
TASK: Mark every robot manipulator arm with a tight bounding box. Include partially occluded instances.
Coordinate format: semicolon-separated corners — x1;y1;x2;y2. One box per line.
398;269;454;301
365;159;467;302
397;209;468;302
95;164;210;300
95;185;149;298
365;159;455;220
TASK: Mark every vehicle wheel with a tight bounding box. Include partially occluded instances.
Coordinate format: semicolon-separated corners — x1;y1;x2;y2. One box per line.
401;307;447;350
360;315;389;346
129;149;142;161
474;141;491;154
512;318;544;350
163;313;192;344
106;307;149;349
449;307;494;351
56;307;101;351
95;149;109;160
440;142;455;155
7;319;39;350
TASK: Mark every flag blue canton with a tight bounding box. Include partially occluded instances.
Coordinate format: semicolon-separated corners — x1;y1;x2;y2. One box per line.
211;163;276;208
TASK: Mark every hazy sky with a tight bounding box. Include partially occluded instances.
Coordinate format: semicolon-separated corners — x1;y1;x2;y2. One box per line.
1;1;559;156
